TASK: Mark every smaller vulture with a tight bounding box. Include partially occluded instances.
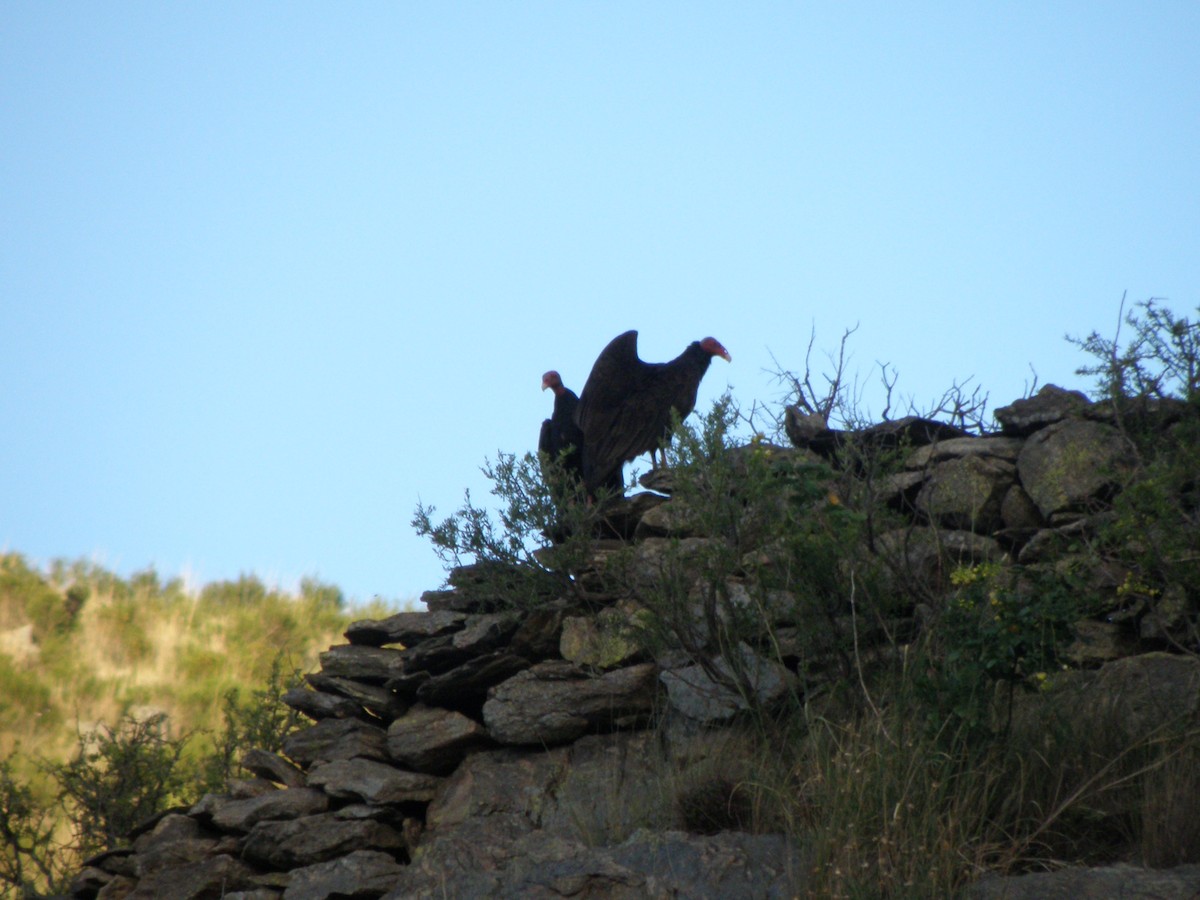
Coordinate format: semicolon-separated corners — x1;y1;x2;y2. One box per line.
538;370;584;485
575;331;731;497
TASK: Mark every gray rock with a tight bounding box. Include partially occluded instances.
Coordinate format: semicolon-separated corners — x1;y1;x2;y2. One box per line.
1000;483;1044;530
559;604;649;669
283;849;406;900
1016;653;1200;748
303;673;404;719
915;455;1015;532
876;527;1008;587
660;644;797;724
281;718;389;768
482;660;659;746
131;812;205;850
241;812;408;870
508;604;571;660
1017;418;1135;518
878;469;927;509
383;824;805;899
426;732;668;842
968;863;1200;899
316;645;407;683
133;837;220;878
448;611;522;651
283;685;368;721
1064;619;1136;666
906;435;1025;469
617;536;723;595
307;757;442;804
209;787;330;834
126;854;259;900
595;491;671;539
241;750;311;790
1015;517;1094;564
994;384;1092;436
343;609;467;647
634;498;703;538
414;650;531;708
386;705;488;775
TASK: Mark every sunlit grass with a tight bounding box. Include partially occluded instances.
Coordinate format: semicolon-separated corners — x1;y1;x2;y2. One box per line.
0;552;413;766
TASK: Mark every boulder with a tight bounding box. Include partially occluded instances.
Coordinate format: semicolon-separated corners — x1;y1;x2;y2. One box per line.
659;644;797;724
1017;653;1200;747
1017;419;1134;519
281;718;389;768
241;812;408;870
241;749;307;789
413;650;531;709
905;435;1024;468
300;674;401;720
125;854;259;900
386;705;489;775
283;685;368;721
316;645;406;683
282;849;406;900
1000;483;1044;530
426;731;666;839
994;384;1092;436
559;603;649;670
383;825;804;899
876;527;1008;588
969;863;1200;899
482;661;659;746
307;758;442;804
914;455;1015;532
209;787;330;833
343;609;466;647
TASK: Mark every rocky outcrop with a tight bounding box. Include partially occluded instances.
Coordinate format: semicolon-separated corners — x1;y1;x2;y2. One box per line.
69;384;1197;899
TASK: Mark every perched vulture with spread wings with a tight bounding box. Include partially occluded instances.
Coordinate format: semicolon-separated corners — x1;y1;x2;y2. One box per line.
575;331;731;497
538;370;584;484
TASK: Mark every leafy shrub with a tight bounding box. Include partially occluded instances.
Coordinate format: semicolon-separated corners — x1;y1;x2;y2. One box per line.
1070;298;1200;649
195;656;305;794
50;712;189;859
1069;296;1198;405
918;562;1094;741
412;450;606;609
0;757;68;898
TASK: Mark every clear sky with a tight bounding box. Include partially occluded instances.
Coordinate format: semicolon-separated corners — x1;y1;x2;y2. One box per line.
2;3;1197;607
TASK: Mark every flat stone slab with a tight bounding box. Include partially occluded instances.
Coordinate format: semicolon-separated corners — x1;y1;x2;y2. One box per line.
483;660;659;746
307;757;443;804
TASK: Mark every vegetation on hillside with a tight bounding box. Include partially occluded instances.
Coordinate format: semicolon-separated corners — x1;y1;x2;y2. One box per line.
1;298;1194;897
415;298;1200;895
0;559;391;896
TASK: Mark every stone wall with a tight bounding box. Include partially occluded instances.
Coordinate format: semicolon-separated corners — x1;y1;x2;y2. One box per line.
68;385;1199;900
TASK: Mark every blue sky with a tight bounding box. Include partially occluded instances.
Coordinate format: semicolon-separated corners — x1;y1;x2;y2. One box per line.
2;3;1197;607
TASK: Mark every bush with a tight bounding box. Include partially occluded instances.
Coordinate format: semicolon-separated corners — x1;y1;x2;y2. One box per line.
49;713;189;859
412;449;607;610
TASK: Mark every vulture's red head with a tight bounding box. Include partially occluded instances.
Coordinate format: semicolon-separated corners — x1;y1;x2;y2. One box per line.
700;337;732;363
541;370;563;393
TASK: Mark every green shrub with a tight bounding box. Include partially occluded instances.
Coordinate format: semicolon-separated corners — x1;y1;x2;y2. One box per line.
412;449;606;610
917;562;1095;742
49;712;189;859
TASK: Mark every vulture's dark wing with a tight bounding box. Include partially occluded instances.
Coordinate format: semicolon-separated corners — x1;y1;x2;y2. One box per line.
577;331;649;493
577;332;726;495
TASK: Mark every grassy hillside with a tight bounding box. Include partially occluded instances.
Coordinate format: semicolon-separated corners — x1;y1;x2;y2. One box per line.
0;553;401;894
0;554;395;763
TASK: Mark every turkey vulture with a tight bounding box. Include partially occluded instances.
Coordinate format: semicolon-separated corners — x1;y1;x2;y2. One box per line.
538;370;584;484
575;331;731;496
